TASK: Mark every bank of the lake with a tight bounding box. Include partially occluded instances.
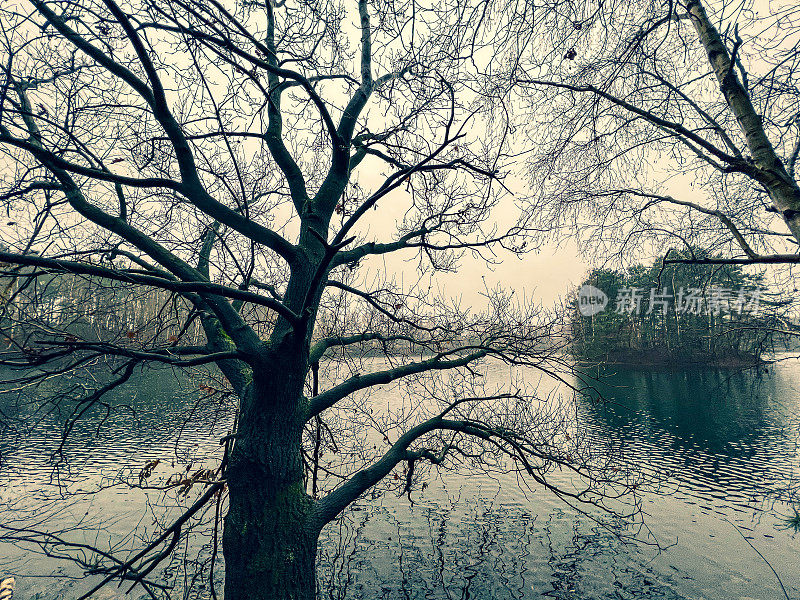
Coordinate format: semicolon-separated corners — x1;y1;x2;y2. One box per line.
574;347;768;369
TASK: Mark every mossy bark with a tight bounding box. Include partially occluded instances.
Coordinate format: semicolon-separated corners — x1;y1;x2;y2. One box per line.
222;220;331;599
222;482;317;600
222;347;319;600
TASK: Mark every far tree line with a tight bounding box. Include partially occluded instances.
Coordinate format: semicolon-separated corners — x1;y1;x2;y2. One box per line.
570;250;791;366
3;256;789;368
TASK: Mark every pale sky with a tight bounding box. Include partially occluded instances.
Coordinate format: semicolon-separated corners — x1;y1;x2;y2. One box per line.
349;156;589;312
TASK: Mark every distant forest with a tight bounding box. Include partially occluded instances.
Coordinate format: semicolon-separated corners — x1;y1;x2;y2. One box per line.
570;251;789;366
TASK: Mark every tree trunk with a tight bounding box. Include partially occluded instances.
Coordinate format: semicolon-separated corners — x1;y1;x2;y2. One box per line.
223;491;317;600
687;0;800;243
221;220;328;599
222;350;318;600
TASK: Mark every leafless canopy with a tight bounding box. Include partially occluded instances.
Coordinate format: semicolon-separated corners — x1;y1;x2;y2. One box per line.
515;0;800;270
0;0;644;597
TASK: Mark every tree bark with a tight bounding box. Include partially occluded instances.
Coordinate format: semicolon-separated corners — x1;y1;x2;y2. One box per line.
687;0;800;243
222;347;318;600
221;219;330;599
223;490;317;600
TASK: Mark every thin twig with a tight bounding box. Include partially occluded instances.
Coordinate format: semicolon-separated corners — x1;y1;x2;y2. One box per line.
725;518;791;600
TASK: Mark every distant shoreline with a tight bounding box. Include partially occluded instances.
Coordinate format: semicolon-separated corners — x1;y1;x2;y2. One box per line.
572;348;770;370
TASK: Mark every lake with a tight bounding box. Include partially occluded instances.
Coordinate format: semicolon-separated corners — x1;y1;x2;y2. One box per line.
1;357;799;599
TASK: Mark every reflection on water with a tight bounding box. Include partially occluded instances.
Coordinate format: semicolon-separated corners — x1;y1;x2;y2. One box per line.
318;486;689;600
1;360;800;599
580;365;800;512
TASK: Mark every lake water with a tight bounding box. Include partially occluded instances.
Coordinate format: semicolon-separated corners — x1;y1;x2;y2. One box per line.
1;357;799;599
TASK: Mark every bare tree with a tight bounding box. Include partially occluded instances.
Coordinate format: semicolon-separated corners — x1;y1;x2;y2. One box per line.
515;0;800;275
0;0;640;598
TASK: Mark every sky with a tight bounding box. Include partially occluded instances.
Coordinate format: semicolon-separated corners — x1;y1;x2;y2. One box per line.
349;154;589;313
2;0;793;317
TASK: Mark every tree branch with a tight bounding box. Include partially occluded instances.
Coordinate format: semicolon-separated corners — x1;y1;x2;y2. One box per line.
307;349;488;419
308;332;418;363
